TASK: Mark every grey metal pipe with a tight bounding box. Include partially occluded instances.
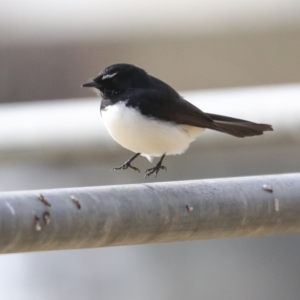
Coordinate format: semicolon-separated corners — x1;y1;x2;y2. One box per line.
0;173;300;254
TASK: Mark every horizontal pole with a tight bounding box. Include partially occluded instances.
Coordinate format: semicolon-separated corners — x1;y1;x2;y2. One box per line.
0;173;300;254
1;84;299;154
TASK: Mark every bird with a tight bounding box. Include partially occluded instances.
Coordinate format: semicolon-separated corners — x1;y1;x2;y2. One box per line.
82;63;273;177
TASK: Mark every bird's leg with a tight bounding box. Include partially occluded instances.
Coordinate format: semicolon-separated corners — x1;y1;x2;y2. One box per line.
113;153;141;173
145;154;167;178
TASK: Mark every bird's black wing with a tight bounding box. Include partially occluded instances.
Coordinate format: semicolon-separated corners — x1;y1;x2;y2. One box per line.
125;89;273;137
125;89;220;130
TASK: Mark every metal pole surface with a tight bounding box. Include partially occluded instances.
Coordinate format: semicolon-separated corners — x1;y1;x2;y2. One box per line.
0;173;299;254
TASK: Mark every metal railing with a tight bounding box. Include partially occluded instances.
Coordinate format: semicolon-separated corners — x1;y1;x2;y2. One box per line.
0;173;299;254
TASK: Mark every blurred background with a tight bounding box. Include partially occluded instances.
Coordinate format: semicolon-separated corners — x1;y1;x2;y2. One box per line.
0;0;300;299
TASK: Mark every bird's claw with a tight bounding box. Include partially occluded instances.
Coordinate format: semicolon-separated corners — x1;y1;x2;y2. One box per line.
144;165;167;178
113;163;140;173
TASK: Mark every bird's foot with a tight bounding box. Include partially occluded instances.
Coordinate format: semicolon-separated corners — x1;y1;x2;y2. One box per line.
145;165;167;178
113;162;140;173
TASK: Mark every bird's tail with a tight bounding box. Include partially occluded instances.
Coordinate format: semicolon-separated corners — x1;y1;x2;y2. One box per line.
206;113;273;138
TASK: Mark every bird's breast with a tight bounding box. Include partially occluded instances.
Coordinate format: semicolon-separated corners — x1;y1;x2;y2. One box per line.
101;102;205;156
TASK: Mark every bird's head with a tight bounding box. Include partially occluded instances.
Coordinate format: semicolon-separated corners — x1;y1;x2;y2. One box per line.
82;63;149;97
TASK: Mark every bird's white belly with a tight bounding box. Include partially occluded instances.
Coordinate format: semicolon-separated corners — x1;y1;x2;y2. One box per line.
101;102;205;157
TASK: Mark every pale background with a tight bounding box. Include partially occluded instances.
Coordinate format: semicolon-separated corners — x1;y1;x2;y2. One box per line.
0;0;300;299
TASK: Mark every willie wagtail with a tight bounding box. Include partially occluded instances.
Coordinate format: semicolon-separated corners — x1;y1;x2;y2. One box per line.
82;63;273;177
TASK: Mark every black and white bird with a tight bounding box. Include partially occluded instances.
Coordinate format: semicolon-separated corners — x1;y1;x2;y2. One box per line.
82;63;273;177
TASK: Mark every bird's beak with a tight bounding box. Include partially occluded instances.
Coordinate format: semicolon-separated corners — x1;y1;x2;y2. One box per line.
81;81;100;88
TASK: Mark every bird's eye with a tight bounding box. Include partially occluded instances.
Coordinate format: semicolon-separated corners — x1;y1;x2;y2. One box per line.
112;78;118;84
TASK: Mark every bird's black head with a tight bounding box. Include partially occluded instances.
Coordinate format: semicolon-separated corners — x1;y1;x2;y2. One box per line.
82;63;150;98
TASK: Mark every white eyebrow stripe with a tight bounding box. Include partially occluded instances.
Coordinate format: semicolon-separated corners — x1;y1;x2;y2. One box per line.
102;73;117;80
